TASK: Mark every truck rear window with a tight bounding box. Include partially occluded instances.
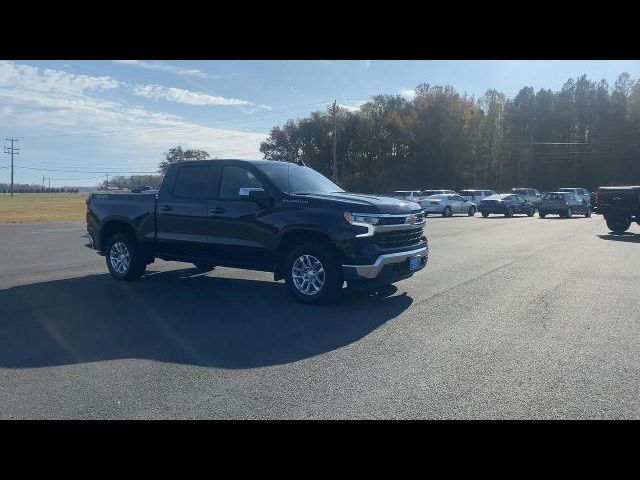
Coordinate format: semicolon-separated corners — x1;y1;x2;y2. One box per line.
173;165;215;199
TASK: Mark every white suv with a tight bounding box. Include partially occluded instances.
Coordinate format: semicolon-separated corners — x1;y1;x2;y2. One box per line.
459;189;496;204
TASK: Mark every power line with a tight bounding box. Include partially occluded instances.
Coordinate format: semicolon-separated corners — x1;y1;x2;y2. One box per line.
3;137;19;196
14;165;157;174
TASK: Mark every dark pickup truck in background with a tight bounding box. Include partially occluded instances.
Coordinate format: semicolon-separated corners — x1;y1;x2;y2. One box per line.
597;186;640;233
86;159;428;303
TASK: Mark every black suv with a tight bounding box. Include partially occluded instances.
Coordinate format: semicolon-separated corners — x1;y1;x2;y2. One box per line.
86;160;429;304
538;192;591;218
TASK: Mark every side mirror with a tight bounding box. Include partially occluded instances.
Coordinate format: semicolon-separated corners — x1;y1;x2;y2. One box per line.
239;187;268;200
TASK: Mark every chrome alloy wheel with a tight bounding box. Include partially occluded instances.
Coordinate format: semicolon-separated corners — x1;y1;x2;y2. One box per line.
109;241;131;276
291;254;326;296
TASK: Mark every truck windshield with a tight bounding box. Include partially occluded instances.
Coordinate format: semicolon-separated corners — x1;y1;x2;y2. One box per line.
255;162;345;194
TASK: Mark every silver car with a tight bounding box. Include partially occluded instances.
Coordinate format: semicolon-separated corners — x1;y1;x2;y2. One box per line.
459;189;497;204
392;190;427;203
558;187;591;205
511;188;544;208
421;194;477;217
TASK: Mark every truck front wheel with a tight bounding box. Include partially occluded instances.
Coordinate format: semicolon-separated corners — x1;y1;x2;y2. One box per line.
606;215;632;234
105;233;146;281
284;243;342;304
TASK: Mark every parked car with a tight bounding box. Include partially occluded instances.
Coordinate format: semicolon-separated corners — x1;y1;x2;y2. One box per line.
597;185;640;233
85;159;429;304
421;194;477;217
421;189;458;197
478;194;535;218
538;192;591;218
131;185;154;193
459;189;497;204
511;188;544;209
392;190;427;203
558;187;592;205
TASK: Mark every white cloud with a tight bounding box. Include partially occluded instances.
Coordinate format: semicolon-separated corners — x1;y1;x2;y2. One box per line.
399;88;415;99
0;61;267;163
113;60;213;78
0;61;121;95
336;100;366;112
133;84;257;107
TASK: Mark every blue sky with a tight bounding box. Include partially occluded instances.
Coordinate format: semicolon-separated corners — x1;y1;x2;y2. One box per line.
1;60;640;186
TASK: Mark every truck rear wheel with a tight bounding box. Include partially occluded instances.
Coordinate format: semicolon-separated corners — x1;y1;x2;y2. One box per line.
284;243;342;304
105;233;146;281
606;215;632;233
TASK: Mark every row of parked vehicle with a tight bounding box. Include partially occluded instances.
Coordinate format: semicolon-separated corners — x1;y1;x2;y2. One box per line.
391;187;595;219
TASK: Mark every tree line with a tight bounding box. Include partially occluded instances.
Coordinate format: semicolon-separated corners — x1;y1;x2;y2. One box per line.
0;184;79;194
260;73;640;193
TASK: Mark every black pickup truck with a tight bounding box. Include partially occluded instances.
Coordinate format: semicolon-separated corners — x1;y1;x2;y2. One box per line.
85;159;429;303
597;186;640;233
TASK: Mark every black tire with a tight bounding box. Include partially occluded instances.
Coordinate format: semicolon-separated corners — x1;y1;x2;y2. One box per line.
105;233;146;281
504;207;513;218
284;243;342;304
481;212;489;218
442;206;452;218
527;208;535;217
539;211;546;218
468;206;476;216
585;207;591;218
193;262;215;272
606;215;632;234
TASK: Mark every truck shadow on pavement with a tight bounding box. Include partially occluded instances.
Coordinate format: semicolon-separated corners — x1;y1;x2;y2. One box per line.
598;232;640;243
0;268;412;370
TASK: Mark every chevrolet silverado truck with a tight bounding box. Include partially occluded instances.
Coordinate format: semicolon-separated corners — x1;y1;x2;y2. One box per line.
85;159;429;304
597;185;640;233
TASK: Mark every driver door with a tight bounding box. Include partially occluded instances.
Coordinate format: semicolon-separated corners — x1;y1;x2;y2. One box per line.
206;164;275;268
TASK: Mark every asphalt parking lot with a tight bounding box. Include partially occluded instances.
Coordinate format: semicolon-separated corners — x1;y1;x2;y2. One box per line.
1;214;639;419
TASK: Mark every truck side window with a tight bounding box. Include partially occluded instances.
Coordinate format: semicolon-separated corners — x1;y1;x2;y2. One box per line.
173;165;215;199
220;166;263;201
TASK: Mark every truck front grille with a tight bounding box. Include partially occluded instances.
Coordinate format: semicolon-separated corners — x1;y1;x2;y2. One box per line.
374;227;425;249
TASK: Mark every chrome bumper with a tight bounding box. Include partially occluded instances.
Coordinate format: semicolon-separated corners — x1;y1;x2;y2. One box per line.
342;245;428;280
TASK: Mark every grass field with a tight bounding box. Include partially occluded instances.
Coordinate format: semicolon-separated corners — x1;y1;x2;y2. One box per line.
0;194;88;223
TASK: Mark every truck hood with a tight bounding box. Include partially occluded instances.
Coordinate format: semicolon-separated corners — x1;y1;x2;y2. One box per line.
287;192;422;214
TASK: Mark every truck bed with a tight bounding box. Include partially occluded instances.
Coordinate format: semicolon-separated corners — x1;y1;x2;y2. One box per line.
86;192;157;253
598;186;640;211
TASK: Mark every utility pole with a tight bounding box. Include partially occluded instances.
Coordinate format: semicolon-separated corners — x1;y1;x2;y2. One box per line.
48;177;51;190
3;137;19;197
331;100;337;182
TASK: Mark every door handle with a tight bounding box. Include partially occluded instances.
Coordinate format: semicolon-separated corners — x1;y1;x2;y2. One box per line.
209;207;226;214
159;205;173;212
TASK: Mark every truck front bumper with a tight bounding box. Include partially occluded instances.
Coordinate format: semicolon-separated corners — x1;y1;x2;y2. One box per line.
342;245;428;282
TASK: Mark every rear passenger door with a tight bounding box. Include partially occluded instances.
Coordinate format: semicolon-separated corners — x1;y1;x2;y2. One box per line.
453;195;467;213
156;164;219;260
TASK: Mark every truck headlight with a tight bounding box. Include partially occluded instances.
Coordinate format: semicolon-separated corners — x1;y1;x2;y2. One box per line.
344;212;379;225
